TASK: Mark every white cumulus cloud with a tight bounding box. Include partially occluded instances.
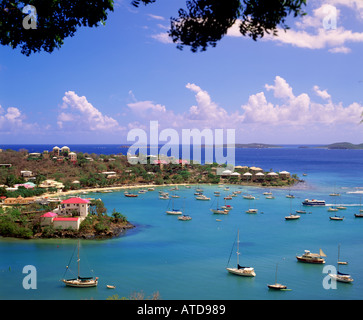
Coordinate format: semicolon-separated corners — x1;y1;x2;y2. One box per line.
58;91;122;131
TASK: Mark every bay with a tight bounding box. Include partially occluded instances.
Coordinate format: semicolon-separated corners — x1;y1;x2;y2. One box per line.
1;145;363;300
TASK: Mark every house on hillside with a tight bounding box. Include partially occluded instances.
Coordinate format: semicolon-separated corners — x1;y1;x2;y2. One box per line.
39;179;65;190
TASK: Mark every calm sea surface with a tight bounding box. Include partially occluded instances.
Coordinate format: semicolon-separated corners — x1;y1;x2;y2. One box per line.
1;145;363;300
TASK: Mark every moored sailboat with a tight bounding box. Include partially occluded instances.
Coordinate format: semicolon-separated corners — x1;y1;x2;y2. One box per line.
329;244;353;283
210;198;229;214
267;263;288;290
166;197;182;215
226;230;256;277
62;240;98;288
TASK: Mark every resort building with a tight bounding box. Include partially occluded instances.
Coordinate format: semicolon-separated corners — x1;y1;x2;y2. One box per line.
56;197;90;217
267;172;278;179
61;146;70;155
249;166;264;173
53;146;60;156
68;152;77;162
4;196;36;205
279;171;291;179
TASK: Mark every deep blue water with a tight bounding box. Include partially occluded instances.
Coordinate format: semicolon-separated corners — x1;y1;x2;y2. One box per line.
1;145;363;300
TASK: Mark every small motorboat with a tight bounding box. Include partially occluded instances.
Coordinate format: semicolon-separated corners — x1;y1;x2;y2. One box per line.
107;285;116;289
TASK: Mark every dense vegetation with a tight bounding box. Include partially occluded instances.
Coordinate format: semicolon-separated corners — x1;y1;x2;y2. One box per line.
0;149;298;197
0;199;131;239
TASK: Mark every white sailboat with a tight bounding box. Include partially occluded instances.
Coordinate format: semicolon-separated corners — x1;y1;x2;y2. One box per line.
62;240;98;288
166;197;182;215
267;263;288;290
245;197;257;214
226;230;256;277
329;244;353;283
210;198;228;214
285;197;300;220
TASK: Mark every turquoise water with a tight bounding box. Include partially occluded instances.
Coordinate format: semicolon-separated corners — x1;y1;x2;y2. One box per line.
1;148;363;300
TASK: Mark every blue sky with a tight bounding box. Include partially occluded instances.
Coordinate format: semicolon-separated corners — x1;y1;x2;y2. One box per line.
1;0;363;144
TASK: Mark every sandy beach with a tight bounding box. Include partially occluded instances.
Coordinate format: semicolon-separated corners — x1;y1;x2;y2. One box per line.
39;183;193;199
39;180;297;200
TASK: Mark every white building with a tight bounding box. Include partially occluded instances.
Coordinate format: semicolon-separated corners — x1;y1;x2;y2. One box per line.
57;197;90;217
53;217;81;230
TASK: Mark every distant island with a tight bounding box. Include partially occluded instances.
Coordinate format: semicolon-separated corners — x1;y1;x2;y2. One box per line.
120;143;281;149
301;142;363;150
321;142;363;149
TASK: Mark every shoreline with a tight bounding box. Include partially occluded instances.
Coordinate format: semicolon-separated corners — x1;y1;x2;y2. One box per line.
40;181;301;200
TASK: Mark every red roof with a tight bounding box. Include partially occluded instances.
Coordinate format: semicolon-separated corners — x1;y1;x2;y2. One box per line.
53;217;79;221
41;212;58;218
61;197;90;204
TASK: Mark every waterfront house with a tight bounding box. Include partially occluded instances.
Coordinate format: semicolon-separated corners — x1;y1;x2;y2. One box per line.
242;172;253;181
57;197;90;217
279;170;291;179
267;172;278;179
255;172;265;181
53;217;81;230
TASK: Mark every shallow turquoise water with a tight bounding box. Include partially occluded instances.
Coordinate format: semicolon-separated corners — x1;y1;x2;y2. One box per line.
1;148;363;300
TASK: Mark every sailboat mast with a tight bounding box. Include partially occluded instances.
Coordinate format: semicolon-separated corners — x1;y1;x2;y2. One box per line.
337;243;340;272
77;240;80;279
237;230;240;266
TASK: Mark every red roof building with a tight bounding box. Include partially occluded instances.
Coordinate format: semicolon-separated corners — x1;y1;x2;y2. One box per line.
53;217;81;230
41;212;58;218
58;197;90;217
61;197;90;204
53;217;79;221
